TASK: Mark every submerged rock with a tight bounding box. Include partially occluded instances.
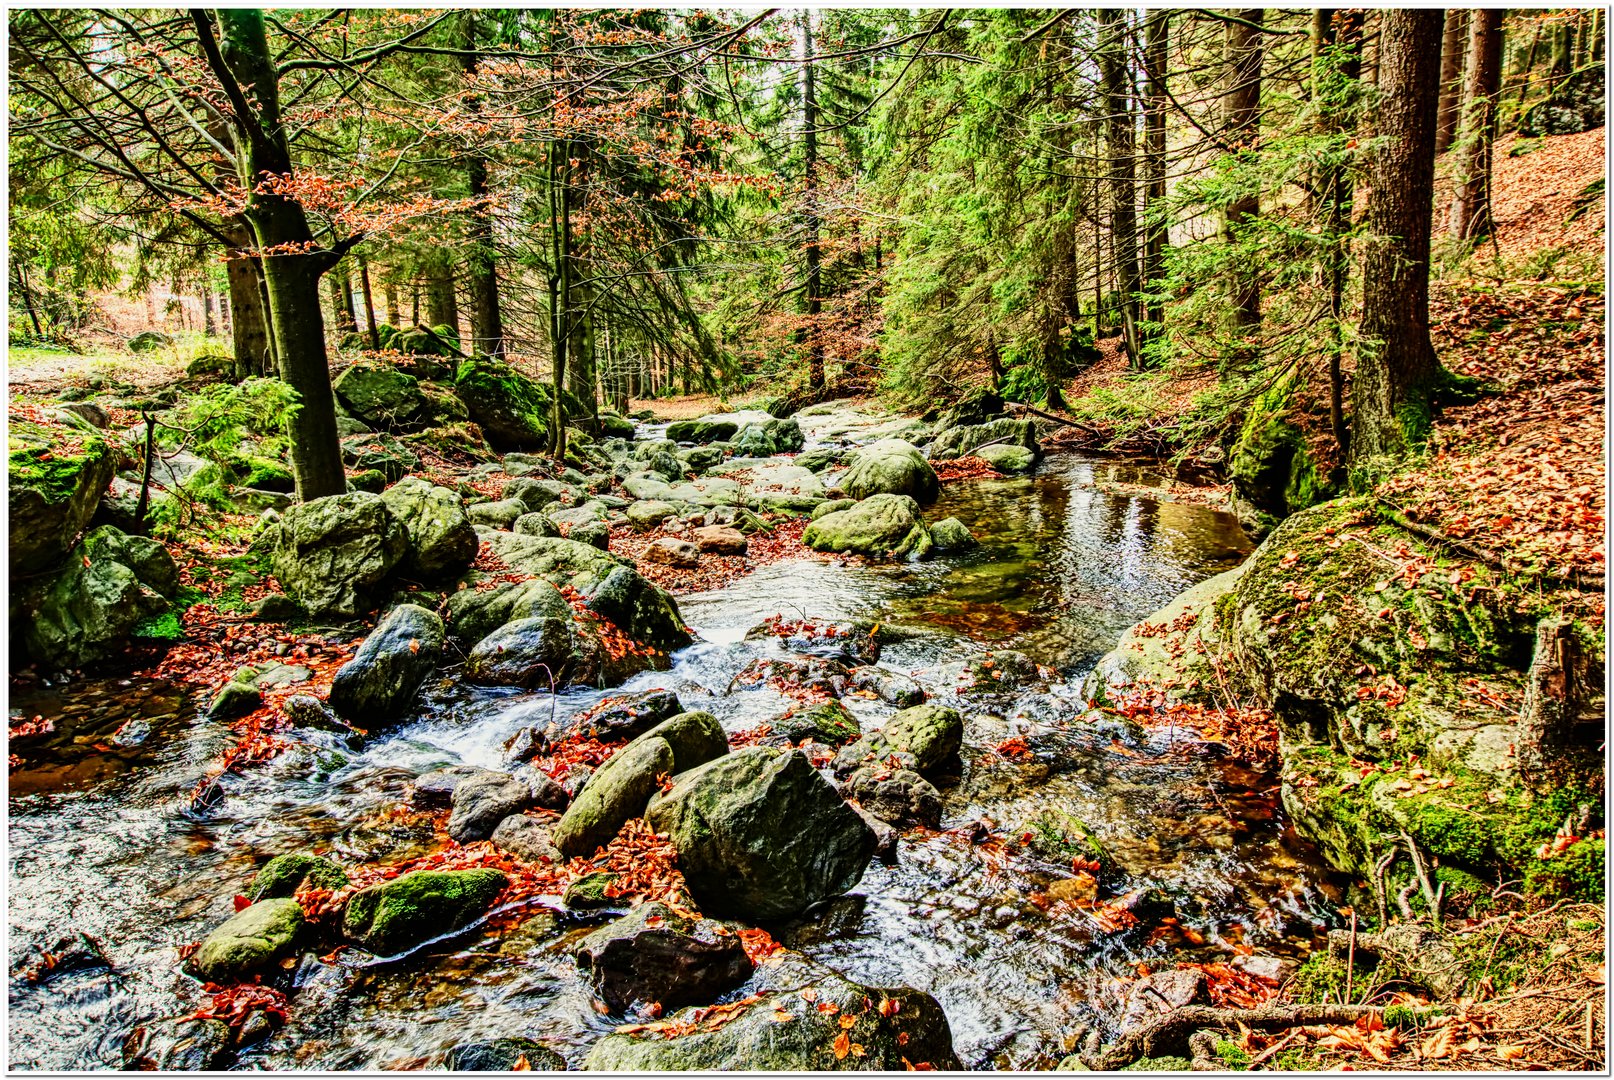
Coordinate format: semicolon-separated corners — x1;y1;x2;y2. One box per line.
842;766;942;828
573;902;754;1014
447;1038;566;1072
122;1019;231;1071
646;747;875;921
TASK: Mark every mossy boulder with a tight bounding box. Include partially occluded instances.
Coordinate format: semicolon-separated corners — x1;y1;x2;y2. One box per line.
1518;62;1604;137
328;603;445;722
732;417;804;456
883;704;964;773
977;442;1035;474
1230;371;1330;533
841;439;940;504
379;476;477;581
645;747;876;921
333;362;426;429
928;517;977;552
19;526;179;669
1088;563;1249;704
454;359;555;450
802;494;933;561
187;898;304;982
585;959;963;1070
9;414;116;574
552;735;674;858
637;710;730;772
270;493;409;619
340;432;421;483
342;869;507;956
248;854;349;901
667;416;742;444
772;699;862;746
929;417;1038;460
464;584;597;689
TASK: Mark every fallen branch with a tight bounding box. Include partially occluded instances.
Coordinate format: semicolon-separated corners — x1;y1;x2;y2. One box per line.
1083;1004;1388;1071
1376;500;1603;594
1003;400;1103;434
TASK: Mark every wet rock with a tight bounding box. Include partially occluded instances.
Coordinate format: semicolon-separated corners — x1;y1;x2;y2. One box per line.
379;477;477;580
567;688;684;742
122;1018;231;1071
1119;968;1209;1033
20;525;180;670
444;577;564;648
771;699;861;747
585;959;963;1070
281;694;353;735
801;494;932;561
447;1038;566;1071
328;604;444;722
501;725;545;765
645;537;700;568
206;679;262;720
574;901;754;1014
646;747;876;920
950;649;1042;693
342;869;508;955
269;493;409;619
410;765;499;806
491;814;563;864
855;806;900;863
850;667;925;708
564;871;621;910
693;524;747;555
636;710;729;772
249;853;350;900
929;516;978;551
882;704;964;773
503;476;565;513
9;414;116;574
467;497;527;530
187;898;304;982
448;772;539;843
552;736;674;858
843;766;942;828
841;439;940;504
514;511;561;537
464;582;592;688
510;765;571;810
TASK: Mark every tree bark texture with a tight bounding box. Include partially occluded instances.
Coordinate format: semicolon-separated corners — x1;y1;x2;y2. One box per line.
1435;9;1469;154
1142;11;1169;336
1222;8;1263;360
1448;9;1504;241
459;11;506;358
800;9;825;393
1099;8;1142;367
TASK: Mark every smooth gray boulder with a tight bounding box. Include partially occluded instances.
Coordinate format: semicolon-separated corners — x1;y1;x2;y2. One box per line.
328;604;444;722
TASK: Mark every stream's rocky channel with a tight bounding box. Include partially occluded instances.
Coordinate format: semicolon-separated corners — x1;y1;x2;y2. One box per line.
9;409;1349;1071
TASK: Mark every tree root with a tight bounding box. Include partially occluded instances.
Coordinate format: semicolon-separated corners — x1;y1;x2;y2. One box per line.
1082;1004;1384;1071
1375;500;1603;593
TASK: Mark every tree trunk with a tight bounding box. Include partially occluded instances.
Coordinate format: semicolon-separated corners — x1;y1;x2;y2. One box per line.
15;263;44;337
459;11;507;359
1348;9;1444;470
1100;9;1142;367
1511;20;1545;117
549;138;571;460
1435;10;1469;154
410;280;420;326
1316;10;1365;463
208;8;345;501
1550;18;1572;88
359;256;380;348
425;266;459;337
224;222;272;379
385;280;400;326
800;8;825;394
1448;9;1504;241
1222;8;1263;364
1142;11;1169;338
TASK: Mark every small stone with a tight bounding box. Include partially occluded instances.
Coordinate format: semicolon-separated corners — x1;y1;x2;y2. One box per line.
692;525;747;555
645;537;700;568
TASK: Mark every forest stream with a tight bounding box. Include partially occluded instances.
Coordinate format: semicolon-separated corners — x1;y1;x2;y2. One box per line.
8;446;1349;1071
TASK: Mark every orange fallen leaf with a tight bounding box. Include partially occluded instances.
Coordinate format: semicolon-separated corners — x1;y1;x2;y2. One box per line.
833;1032;851;1060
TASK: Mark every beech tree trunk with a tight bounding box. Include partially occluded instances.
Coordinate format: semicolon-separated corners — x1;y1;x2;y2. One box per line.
425;267;459;337
1448;9;1504;241
1222;8;1263;364
205;8;346;500
359;257;380;348
224;222;273;378
1435;10;1469;154
1348;9;1444;470
1100;8;1142;368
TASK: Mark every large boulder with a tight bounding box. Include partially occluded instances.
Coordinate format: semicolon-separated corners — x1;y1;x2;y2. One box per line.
342;869;507;956
929;417;1039;461
1518;62;1604;137
552;736;674;858
464;589;592;689
840;440;940;504
645;747;876;920
573;902;754;1014
454;359;555;450
585;958;963;1071
666;416;743;444
270;493;408;619
380;477;477;580
19;525;179;669
328;604;445;722
186;898;304;982
802;494;933;561
638;710;730;772
732;417;804;456
564;688;685;742
10;412;116;574
332;362;425;429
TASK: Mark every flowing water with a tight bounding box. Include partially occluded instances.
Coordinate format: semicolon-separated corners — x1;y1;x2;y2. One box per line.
8;451;1347;1071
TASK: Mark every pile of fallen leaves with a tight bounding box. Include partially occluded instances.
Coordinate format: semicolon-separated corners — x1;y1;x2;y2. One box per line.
556;584;661;664
607;516;814;596
190;979;289;1030
932;456;999;482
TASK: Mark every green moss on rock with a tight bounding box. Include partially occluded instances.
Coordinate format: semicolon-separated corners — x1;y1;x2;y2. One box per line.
342;869;507;956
